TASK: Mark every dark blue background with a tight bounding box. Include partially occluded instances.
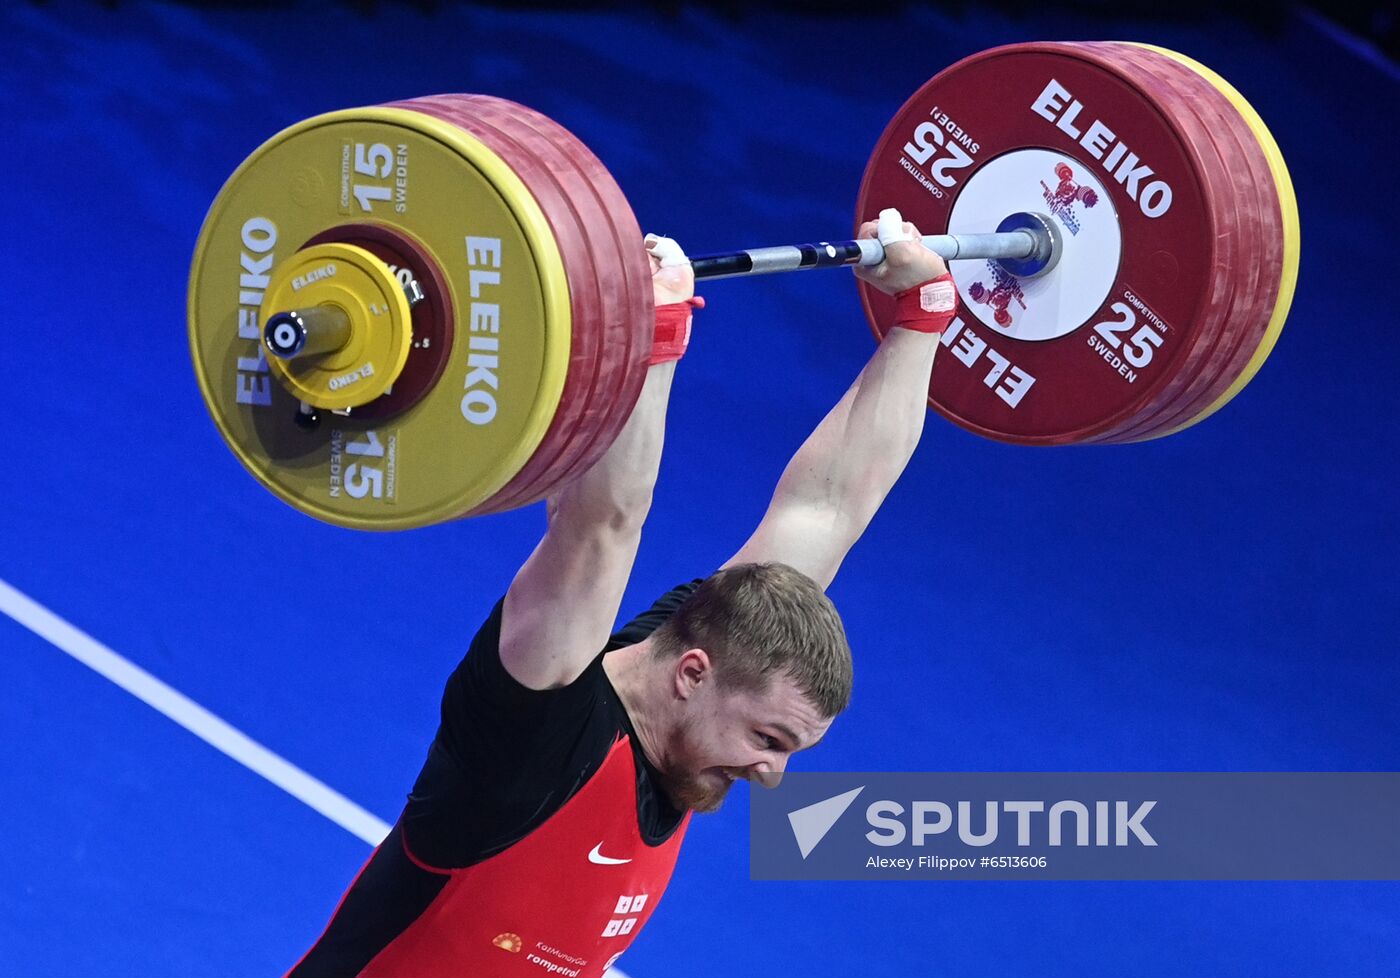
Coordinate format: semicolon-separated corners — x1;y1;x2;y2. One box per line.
1;2;1396;975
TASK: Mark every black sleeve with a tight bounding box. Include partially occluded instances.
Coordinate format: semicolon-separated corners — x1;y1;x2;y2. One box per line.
605;579;704;651
286;823;448;978
432;581;703;765
403;580;702;869
434;596;595;767
403;598;605;868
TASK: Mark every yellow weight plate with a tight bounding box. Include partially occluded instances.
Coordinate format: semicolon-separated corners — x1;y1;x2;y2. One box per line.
188;107;572;530
261;243;412;410
1135;44;1301;437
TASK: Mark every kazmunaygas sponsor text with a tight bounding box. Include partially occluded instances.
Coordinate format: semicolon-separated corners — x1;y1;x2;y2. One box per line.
750;772;1400;881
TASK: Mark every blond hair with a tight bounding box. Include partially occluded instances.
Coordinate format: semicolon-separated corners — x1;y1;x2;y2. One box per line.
649;563;852;717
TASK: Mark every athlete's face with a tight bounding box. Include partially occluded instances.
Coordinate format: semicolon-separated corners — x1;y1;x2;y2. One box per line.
660;662;833;813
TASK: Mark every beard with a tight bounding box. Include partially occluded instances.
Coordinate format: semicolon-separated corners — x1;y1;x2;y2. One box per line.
651;712;746;813
658;764;736;814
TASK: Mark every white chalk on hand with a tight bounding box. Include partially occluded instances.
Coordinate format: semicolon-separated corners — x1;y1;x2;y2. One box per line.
645;233;689;268
877;208;912;247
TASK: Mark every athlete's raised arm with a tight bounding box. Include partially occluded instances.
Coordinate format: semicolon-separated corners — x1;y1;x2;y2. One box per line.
500;235;701;689
723;209;955;588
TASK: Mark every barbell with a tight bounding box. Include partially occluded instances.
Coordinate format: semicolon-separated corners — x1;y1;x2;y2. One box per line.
187;41;1299;531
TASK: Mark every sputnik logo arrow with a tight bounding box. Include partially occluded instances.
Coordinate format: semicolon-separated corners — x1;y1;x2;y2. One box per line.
787;786;864;859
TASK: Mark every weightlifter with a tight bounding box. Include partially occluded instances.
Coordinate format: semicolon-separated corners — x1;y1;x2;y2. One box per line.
285;209;955;978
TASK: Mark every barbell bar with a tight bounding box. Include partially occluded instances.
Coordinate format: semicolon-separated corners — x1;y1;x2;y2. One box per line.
262;215;1058;364
683;210;1060;281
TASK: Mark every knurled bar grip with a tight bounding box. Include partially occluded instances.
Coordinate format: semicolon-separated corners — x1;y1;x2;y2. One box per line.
688;228;1044;281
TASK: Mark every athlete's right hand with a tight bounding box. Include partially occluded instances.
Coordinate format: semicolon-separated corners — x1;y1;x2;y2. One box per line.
853;207;949;295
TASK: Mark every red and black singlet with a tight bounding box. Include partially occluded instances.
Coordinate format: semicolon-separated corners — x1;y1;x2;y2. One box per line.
287;583;701;978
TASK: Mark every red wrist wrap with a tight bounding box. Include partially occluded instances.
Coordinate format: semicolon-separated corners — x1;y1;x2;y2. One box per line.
892;272;958;334
649;296;705;365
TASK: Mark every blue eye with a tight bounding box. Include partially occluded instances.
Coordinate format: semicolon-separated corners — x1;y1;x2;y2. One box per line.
760;734;780;751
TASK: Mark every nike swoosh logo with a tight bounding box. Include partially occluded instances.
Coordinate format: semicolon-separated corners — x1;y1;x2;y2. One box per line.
588;842;632;865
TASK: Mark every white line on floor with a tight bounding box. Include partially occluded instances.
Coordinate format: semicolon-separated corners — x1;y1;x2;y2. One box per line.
0;575;391;845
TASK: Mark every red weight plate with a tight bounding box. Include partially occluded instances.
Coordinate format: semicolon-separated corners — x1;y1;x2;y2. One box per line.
1157;115;1284;437
1140;47;1298;439
302;222;455;421
449;97;648;515
1096;45;1283;442
417;99;613;516
1097;45;1272;441
1067;43;1247;443
390;96;604;516
467;104;642;515
390;95;607;516
398;96;650;516
502;104;651;499
856;42;1222;445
